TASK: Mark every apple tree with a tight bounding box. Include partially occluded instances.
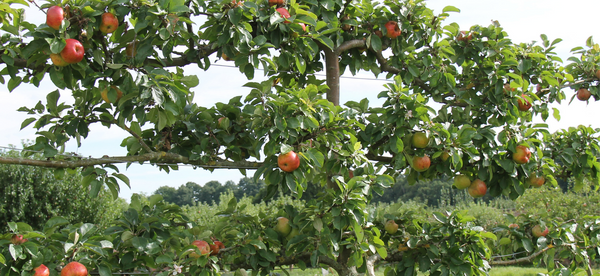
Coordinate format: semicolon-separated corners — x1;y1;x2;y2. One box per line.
1;0;600;275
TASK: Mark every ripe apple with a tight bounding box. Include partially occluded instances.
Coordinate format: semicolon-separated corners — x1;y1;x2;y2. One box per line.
10;234;27;245
412;155;430;172
33;264;50;276
46;6;64;30
468;179;487;198
441;150;450;162
61;262;87;276
517;94;532;111
209;240;224;255
384;220;398;234
278;151;300;172
274;217;292;236
453;175;471;189
532;225;548;238
512;145;531;164
411;132;429;148
100;12;119;34
577;88;591;101
595;69;600;80
60;39;85;64
384;21;401;38
528;173;545;188
101;86;123;103
276;7;291;23
190;240;211;258
456;31;473;42
268;0;283;6
508;223;519;229
374;30;383;38
50;53;69;66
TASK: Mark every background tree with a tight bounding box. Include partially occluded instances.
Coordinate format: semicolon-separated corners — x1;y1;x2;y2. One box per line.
0;148;127;231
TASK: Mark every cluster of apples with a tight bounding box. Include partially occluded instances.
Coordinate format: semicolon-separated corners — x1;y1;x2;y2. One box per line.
190;239;225;258
31;261;87;276
452;175;487;198
411;132;431;172
46;5;119;67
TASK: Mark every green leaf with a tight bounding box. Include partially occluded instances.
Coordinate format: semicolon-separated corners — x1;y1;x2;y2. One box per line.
522;238;533;252
20;118;36;130
442;6;460;13
97;264;112;276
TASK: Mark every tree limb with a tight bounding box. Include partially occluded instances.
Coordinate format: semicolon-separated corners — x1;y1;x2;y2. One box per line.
0;152;263;169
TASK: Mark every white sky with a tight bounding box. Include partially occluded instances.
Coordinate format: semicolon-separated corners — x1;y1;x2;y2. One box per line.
0;0;598;200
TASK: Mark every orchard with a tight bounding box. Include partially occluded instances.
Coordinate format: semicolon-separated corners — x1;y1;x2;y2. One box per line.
1;0;600;276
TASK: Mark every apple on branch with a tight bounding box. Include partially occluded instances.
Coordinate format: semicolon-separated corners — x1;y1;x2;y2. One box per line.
512;145;531;164
517;94;532;111
100;12;119;34
61;262;87;276
278;150;300;172
453;175;471;189
46;6;64;30
384;21;401;38
274;217;292;236
532;225;549;238
577;88;591;101
411;132;429;148
190;240;211;258
384;220;398;234
60;39;85;64
33;264;50;276
412;155;430;172
10;234;27;245
468;179;487;198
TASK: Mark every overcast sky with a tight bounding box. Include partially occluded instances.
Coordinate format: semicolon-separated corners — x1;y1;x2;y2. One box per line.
0;0;598;200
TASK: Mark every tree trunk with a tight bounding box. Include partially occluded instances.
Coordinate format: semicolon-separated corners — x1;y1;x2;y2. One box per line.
322;46;340;106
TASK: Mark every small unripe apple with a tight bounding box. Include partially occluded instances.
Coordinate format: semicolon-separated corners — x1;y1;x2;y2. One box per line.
101;86;123;103
468;179;487;198
384;220;398;234
508;223;519;229
46;6;64;30
125;41;138;58
411;132;429;148
441;150;450;161
274;217;292;236
453;175;471;189
528;173;545;188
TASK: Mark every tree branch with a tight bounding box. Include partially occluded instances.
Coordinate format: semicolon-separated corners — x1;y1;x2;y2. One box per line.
0;152;263;169
336;39;366;54
489;245;554;266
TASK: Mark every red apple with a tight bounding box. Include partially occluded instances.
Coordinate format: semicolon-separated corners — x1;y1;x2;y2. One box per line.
61;262;87;276
374;30;383;38
456;31;473;42
276;7;291;23
278;150;300;172
412;155;430;172
268;0;283;6
46;6;64;30
384;220;398;234
274;217;292;236
60;39;85;64
595;69;600;80
528;173;545;188
100;12;119;34
532;225;548;238
209;240;224;255
190;240;211;258
453;175;471;190
384;21;401;39
34;264;50;276
577;88;591;101
10;234;27;245
517;94;532;111
508;223;519;229
411;132;429;148
50;53;69;67
512;145;531;164
297;22;306;32
468;179;487;198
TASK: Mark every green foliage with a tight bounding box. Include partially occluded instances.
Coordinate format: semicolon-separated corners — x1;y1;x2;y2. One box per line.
0;148;127;232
